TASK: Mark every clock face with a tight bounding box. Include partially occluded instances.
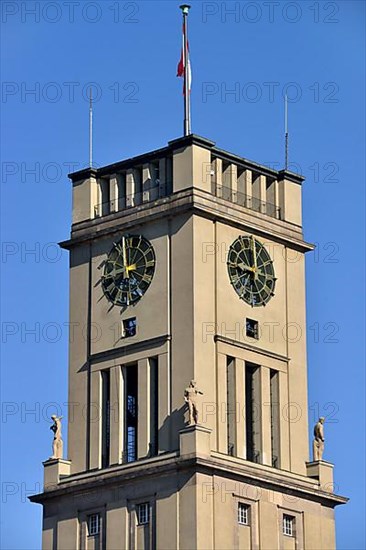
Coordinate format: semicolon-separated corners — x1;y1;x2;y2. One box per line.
227;235;276;307
102;235;155;306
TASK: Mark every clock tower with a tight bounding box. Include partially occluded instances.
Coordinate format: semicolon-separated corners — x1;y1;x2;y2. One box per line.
31;134;347;549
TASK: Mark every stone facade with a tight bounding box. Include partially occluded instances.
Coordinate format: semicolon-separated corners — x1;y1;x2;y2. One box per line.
30;134;347;549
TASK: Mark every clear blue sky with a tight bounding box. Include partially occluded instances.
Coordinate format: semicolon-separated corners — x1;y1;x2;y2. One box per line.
1;1;365;548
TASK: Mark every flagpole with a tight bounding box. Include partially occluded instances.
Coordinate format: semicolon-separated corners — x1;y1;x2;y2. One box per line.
180;4;191;136
284;94;289;170
89;87;93;168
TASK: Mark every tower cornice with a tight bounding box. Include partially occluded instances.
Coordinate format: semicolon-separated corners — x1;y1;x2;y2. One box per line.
60;187;314;253
29;452;347;508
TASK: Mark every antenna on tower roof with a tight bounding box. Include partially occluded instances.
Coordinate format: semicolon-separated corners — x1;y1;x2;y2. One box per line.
284;94;289;171
89;87;93;168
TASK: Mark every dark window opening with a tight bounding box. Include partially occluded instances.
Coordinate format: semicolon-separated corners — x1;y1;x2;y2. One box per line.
101;370;110;468
125;365;138;462
151;161;160;185
149;358;158;457
245;364;260;463
122;317;137;338
226;356;236;456
270;369;280;468
246;318;259;339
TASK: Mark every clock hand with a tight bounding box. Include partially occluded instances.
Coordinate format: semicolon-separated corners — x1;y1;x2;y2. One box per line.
256;268;276;280
122;236;129;279
114;263;137;277
251;236;258;281
237;262;254;273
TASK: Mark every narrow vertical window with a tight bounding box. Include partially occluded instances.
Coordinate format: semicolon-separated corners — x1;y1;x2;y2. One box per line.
137;503;150;525
270;369;280;468
125;365;138;462
150;161;160;201
166;156;173;195
100;178;110;216
237;502;249;525
245;364;260;463
222;160;232;199
136;501;152;550
266;178;277;218
149;357;158;457
251;173;261;212
226;356;236;456
117;172;126;210
134;167;143;204
101;370;110;468
151;160;160;183
210;156;216;194
283;515;295;537
87;513;100;536
237;166;246;206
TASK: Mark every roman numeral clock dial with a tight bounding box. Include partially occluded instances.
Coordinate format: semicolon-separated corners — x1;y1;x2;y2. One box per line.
102;235;156;306
227;235;276;306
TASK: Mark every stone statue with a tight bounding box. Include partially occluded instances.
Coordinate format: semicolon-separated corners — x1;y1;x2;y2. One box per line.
50;415;63;459
313;417;325;461
184;380;203;425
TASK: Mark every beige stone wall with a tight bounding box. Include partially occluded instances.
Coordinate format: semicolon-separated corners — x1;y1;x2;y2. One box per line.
67;141;310;475
67;213;309;475
48;139;344;550
189;217;309;474
68;244;90;474
90;220;170;356
41;469;337;550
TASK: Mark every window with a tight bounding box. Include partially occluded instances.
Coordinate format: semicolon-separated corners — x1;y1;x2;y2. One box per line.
124;365;138;463
151;160;160;184
149;357;158;457
246;318;259;339
122;317;137;338
87;513;100;536
226;356;236;456
100;178;110;216
245;364;261;463
270;369;280;469
138;503;150;525
283;515;295;537
237;503;249;525
101;370;110;468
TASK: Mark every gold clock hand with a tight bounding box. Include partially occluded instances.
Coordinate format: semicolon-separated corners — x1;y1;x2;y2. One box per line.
237;262;254;273
122;237;129;279
251;236;259;281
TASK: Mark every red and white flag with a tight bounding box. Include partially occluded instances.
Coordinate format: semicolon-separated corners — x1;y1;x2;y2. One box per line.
177;20;191;94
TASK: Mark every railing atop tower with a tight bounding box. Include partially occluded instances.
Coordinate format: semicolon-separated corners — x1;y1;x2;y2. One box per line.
94;181;172;218
212;182;281;220
93;179;281;221
69;135;303;227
